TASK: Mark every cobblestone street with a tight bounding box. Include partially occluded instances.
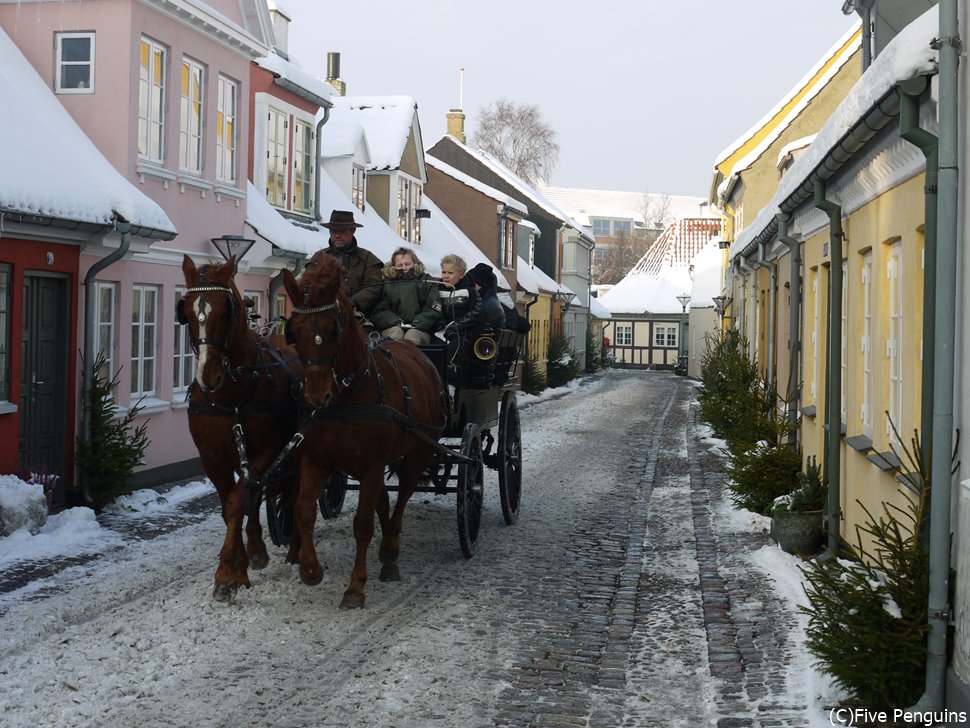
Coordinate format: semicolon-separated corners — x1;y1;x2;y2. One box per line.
0;371;817;727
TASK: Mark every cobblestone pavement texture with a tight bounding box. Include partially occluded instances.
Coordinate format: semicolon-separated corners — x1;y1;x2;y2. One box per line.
0;371;809;726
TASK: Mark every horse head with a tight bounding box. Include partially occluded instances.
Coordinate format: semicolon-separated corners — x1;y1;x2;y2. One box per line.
178;254;245;393
282;254;355;408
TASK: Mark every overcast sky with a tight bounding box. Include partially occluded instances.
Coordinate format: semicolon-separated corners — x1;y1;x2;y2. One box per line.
283;1;857;198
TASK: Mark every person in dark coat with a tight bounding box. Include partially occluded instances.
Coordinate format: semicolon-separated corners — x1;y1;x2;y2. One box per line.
319;210;383;316
464;262;506;330
371;247;442;345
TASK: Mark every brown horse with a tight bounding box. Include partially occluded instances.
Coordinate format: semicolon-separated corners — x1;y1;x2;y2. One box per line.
178;255;303;601
281;252;446;609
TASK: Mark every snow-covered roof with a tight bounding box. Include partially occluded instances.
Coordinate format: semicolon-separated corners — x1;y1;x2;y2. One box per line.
319;118;369;160
714;22;861;168
426;156;527;214
0;28;174;234
418;197;510;287
632;218;721;278
601;217;719;315
516;256;572;297
431;134;592;242
729;6;939;260
776;134;817;170
538;185;706;228
589;296;612;320
245;182;327;256
687;239;724;309
255;51;335;106
519;219;540;234
330;96;419;171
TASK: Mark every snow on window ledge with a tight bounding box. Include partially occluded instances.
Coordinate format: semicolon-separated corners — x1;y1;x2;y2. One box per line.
0;401;17;415
137;162;177;189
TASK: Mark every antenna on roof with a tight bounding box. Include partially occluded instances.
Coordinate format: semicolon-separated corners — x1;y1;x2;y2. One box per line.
459;67;464;110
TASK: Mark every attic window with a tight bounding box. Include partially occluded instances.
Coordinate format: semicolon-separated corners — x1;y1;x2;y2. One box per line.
55;32;95;94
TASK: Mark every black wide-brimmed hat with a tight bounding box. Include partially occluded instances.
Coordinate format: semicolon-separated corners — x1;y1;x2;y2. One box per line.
321;210;364;229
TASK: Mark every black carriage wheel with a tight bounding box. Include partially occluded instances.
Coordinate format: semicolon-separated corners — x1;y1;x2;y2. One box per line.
265;483;294;547
457;423;484;558
318;472;348;519
498;391;522;525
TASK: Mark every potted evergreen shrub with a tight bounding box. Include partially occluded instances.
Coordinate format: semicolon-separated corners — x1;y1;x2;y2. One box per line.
771;456;826;556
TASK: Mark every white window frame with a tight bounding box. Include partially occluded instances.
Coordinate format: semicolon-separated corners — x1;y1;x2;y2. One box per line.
131;285;158;399
615;323;632;347
179;56;205;175
810;269;819;404
94;282;116;388
216;75;238;184
501;218;515;270
352;163;366;211
292;119;314;215
396;175;423;243
266;106;288;208
173;286;194;395
138;37;167;164
887;244;903;441
55;32;95;94
861;253;873;437
654;325;677;348
244;290;263;330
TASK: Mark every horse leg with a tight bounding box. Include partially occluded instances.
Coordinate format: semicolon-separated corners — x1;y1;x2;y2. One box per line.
295;460;327;586
379;454;426;583
209;469;250;601
244;483;269;570
341;469;384;609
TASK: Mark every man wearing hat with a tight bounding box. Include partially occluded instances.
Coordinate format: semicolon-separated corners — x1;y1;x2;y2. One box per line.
320;210;383;316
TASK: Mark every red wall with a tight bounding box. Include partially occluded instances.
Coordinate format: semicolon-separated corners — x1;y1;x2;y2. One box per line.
0;239;80;484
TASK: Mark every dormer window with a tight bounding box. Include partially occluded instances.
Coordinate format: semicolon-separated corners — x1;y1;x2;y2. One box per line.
397;176;422;243
352;164;366;212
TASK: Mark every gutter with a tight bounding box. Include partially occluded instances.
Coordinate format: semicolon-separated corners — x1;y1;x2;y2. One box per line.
777;215;802;434
910;0;959;713
313;104;332;223
813;180;843;558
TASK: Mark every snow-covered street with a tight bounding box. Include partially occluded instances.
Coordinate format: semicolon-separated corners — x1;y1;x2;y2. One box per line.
0;370;842;727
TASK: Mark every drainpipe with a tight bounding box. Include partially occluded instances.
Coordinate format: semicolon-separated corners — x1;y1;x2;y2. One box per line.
777;215;802;434
761;238;778;391
814;180;843;558
81;219;132;504
313;105;332;223
910;0;959;714
897;75;938;473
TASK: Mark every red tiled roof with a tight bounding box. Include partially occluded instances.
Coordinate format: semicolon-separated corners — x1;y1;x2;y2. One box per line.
631;217;721;278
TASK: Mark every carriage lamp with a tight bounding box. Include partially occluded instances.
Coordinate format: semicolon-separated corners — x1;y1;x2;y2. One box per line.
211;235;256;271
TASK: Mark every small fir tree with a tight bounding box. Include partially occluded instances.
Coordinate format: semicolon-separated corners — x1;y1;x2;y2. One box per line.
800;426;931;708
521;356;547;395
547;333;581;388
75;353;150;509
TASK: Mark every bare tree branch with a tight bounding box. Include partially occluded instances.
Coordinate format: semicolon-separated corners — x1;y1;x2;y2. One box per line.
472;98;559;185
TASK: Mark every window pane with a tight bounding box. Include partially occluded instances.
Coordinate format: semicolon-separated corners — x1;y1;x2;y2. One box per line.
62;36;90;62
61;65;90;89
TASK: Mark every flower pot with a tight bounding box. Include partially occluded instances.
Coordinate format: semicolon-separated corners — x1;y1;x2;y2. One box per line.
773;509;824;556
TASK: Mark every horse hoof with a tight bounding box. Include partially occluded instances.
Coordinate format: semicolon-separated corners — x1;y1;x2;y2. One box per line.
379;564;400;582
249;552;269;570
300;568;323;586
340;594;365;609
212;582;238;602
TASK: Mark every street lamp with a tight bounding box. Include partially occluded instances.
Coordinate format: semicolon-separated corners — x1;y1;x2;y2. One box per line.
676;293;690;375
712;295;732;322
211;235;256;271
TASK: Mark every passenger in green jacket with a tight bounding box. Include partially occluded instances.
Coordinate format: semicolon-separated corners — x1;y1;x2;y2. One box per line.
371;247;443;345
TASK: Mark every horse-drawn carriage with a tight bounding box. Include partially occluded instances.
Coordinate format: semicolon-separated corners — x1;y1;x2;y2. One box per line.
263;324;524;559
178;252;524;608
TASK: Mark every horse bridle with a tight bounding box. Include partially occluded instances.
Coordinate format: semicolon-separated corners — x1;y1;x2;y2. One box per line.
178;275;240;373
290;292;370;402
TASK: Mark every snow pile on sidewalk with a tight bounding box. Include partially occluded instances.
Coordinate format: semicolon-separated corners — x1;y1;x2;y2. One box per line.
0;475;48;536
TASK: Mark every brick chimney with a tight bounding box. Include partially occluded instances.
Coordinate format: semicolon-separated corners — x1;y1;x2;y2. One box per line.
446;109;465;143
326;51;346;96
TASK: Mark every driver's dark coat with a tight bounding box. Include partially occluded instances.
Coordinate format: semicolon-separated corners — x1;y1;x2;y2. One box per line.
322;238;383;315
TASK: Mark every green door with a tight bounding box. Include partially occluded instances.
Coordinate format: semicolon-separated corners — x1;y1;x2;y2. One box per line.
20;273;69;506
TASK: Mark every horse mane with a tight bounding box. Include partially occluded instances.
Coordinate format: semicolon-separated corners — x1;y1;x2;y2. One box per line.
297;252;347;308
